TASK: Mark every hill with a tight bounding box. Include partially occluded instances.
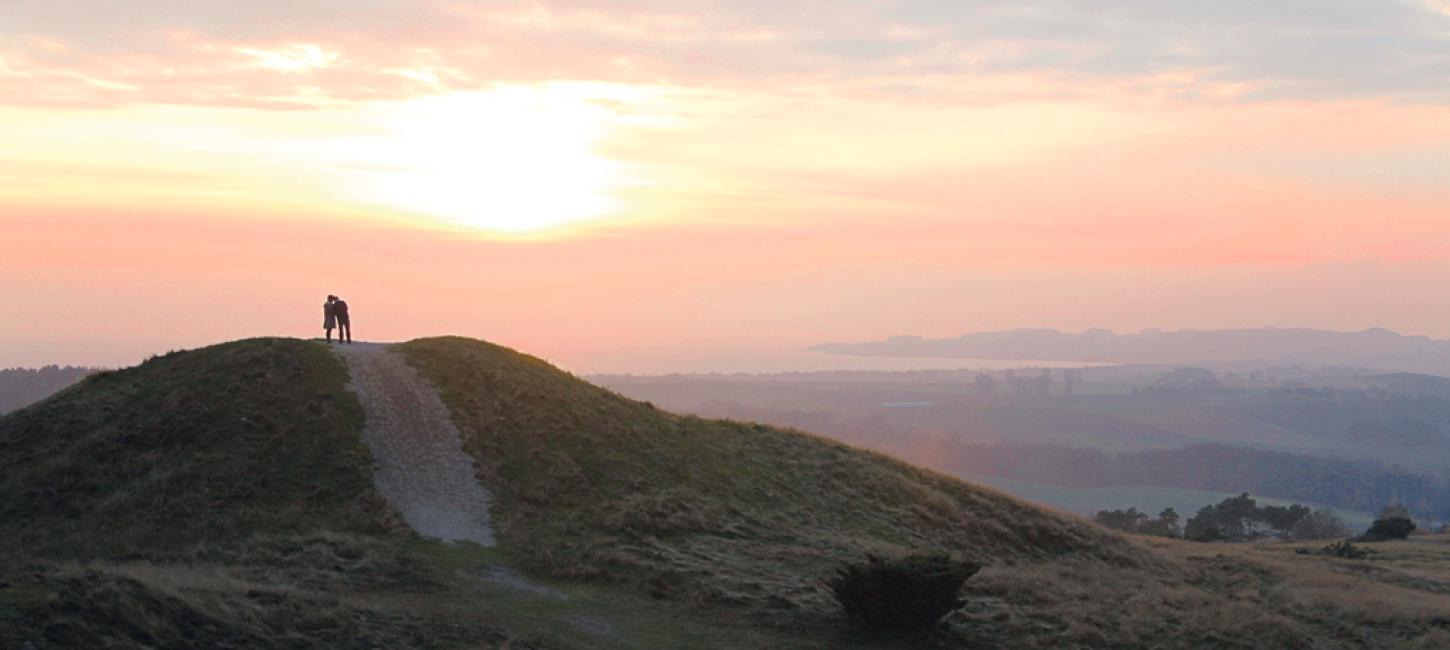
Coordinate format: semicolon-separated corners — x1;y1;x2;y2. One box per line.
1;337;1448;648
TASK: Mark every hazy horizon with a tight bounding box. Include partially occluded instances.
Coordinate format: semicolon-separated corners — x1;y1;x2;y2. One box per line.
8;324;1450;376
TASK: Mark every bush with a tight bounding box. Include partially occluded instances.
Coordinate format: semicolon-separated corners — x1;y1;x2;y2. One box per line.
1316;540;1375;559
829;554;981;633
1361;516;1415;541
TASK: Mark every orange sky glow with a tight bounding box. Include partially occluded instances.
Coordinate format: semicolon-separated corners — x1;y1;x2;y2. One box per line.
3;1;1449;372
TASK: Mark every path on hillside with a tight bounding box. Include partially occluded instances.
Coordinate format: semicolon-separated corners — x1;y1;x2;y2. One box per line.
333;343;495;546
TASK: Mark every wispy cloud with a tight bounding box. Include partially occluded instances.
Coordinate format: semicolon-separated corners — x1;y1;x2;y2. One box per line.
1;1;1447;109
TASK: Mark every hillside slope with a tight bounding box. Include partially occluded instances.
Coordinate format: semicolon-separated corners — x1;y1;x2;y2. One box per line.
0;338;391;556
399;337;1450;647
2;337;1448;649
398;339;1138;606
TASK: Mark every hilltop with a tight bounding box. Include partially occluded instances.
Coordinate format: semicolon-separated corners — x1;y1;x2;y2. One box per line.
1;337;1448;648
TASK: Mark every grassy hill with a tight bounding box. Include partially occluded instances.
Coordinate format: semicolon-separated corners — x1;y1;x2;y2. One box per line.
2;336;1449;648
395;338;1136;618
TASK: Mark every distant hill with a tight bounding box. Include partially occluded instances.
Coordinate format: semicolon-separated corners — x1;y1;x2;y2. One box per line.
0;365;98;414
812;327;1450;375
3;337;1449;648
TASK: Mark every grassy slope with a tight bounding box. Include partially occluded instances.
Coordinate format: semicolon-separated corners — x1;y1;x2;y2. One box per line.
397;339;1137;607
3;336;1448;648
400;337;1450;648
0;339;555;649
0;338;389;555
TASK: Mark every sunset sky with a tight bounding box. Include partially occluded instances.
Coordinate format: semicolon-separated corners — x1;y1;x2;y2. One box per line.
3;1;1450;372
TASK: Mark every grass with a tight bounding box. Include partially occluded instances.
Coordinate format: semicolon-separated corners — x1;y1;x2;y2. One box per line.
0;338;393;557
4;336;1450;648
396;337;1138;623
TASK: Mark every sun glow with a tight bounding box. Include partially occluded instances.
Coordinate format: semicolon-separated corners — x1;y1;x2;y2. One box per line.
345;85;640;234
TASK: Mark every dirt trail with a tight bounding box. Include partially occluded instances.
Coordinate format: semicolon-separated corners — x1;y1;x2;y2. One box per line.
333;342;495;546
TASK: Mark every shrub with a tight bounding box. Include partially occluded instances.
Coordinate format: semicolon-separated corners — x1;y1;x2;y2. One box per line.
1317;540;1374;559
829;554;981;633
1362;516;1415;541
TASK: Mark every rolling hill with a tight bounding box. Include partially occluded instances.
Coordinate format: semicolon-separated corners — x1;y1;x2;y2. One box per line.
2;337;1448;648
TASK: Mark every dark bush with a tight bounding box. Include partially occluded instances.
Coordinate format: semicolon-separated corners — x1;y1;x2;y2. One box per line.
1316;540;1374;559
1361;516;1415;541
829;553;981;633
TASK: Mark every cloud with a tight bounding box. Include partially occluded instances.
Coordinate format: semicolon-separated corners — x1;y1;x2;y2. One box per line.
0;1;1446;109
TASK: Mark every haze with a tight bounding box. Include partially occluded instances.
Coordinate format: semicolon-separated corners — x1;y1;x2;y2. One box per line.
4;1;1450;372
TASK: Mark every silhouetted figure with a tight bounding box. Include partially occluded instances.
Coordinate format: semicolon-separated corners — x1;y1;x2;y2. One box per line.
334;297;352;344
323;295;337;342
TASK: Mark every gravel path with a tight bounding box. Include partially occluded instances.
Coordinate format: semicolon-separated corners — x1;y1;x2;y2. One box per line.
333;342;495;546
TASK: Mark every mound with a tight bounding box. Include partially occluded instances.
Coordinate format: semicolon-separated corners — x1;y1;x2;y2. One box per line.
0;338;394;557
3;336;1448;649
397;337;1139;614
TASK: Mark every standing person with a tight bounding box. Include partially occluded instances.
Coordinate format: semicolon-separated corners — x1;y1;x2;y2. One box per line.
333;296;352;344
323;295;337;343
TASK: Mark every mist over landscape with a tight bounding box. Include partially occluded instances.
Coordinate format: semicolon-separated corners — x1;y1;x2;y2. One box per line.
815;327;1450;375
5;1;1450;648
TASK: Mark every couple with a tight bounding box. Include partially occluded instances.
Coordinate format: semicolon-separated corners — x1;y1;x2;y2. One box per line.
323;295;352;344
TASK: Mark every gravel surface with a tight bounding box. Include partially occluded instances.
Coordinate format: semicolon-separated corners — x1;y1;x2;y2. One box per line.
334;342;495;546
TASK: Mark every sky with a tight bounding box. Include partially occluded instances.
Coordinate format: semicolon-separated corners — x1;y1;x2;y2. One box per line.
3;1;1450;373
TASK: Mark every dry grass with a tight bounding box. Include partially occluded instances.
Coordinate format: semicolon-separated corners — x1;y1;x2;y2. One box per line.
398;337;1450;648
6;336;1450;649
397;338;1138;617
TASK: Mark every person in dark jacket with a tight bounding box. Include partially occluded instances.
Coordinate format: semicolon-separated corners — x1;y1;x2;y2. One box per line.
333;296;352;344
323;295;337;342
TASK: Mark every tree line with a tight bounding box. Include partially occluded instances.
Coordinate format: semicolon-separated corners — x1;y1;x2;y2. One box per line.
945;442;1450;521
1094;493;1352;541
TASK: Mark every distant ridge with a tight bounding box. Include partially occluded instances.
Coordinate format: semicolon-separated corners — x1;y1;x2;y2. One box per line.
811;327;1450;375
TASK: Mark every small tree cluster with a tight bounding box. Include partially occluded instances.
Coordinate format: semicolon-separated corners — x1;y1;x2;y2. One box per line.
1184;494;1312;542
829;554;982;634
1093;507;1181;538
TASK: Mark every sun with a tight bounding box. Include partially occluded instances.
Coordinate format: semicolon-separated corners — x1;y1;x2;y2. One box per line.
346;86;636;234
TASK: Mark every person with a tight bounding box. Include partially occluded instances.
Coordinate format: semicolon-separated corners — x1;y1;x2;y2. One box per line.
323;295;337;342
333;296;352;344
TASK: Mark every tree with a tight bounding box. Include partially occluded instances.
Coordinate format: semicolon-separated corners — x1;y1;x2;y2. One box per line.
1288;507;1351;540
1095;506;1180;538
1214;493;1262;541
1184;504;1224;541
1094;507;1148;533
1138;507;1182;538
1260;504;1311;535
1184;493;1291;542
